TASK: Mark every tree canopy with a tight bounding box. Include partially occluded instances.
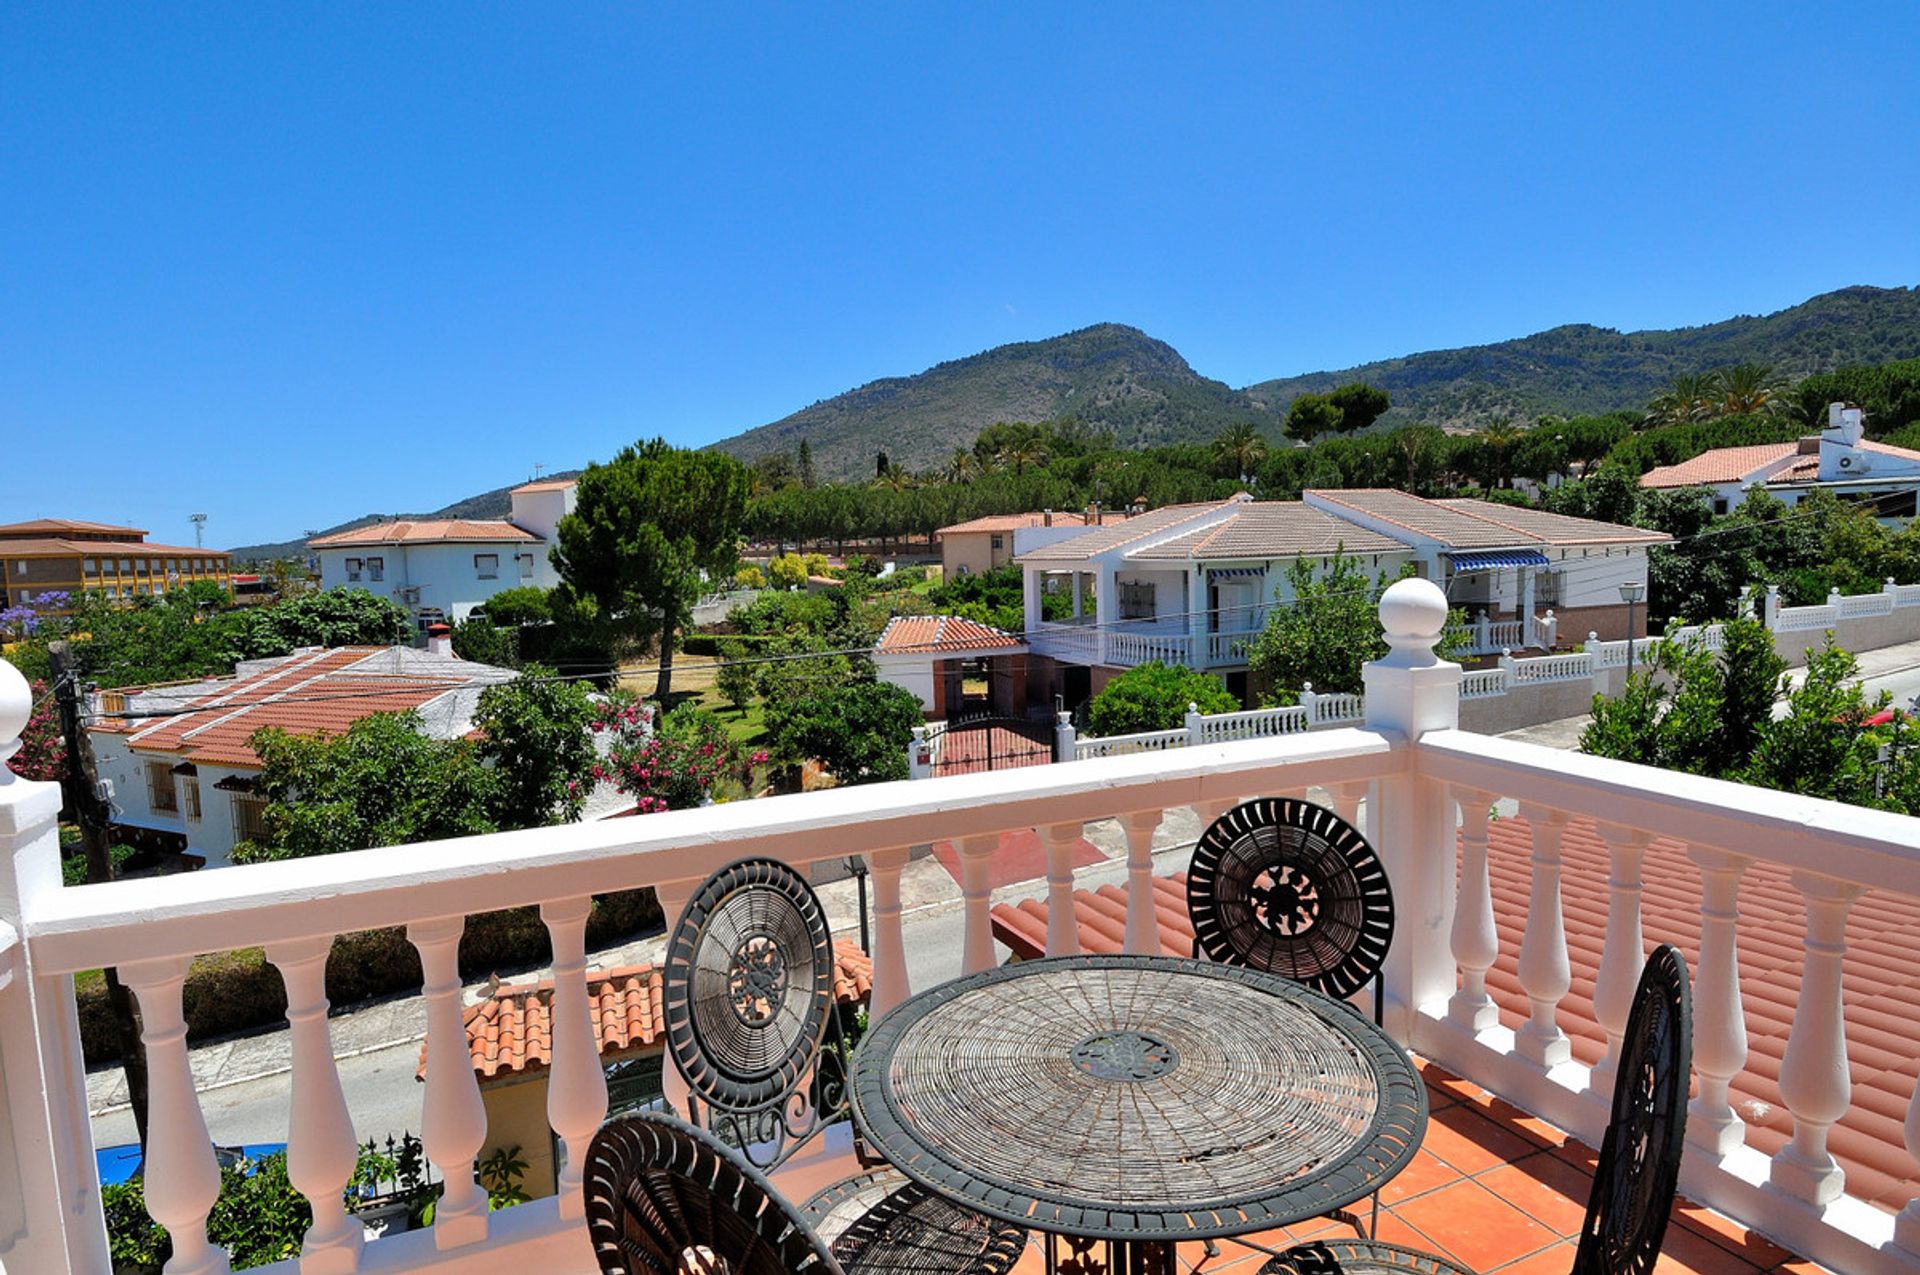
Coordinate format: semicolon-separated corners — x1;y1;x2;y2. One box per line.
1085;661;1236;737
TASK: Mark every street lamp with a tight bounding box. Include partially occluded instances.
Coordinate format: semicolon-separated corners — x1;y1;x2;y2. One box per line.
1619;580;1647;673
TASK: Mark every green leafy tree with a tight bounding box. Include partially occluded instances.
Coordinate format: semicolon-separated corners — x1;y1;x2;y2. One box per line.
553;439;753;702
1284;393;1342;444
450;615;517;668
716;640;756;715
1213;423;1270;483
1247;551;1417;699
1086;661;1236;736
1741;638;1887;806
478;586;553;627
764;679;923;784
1579;624;1778;776
225;588;411;659
767;554;809;590
472;666;599;828
1327;383;1391;434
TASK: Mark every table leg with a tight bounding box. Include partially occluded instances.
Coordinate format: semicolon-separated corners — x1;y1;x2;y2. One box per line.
1044;1234;1175;1275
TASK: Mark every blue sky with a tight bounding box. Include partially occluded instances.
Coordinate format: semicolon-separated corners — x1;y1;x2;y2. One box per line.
4;5;1918;547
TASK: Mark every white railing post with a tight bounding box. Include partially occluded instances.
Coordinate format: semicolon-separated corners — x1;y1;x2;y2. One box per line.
122;956;231;1275
1473;612;1489;653
1590;823;1651;1103
864;847;912;1018
408;916;489;1248
264;935;362;1274
1765;583;1781;629
956;834;999;975
1299;682;1318;725
1543;609;1558;648
539;895;606;1220
1586;632;1607;693
1040;822;1084;957
1447;787;1500;1032
908;726;931;780
1514;806;1572;1068
1120;810;1164;955
1184;701;1202;747
1686;845;1752;1158
0;658;111;1274
1769;871;1863;1206
1362;579;1462;1039
1054;711;1076;764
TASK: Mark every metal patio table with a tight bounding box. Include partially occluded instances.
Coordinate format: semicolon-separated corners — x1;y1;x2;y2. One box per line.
849;954;1427;1275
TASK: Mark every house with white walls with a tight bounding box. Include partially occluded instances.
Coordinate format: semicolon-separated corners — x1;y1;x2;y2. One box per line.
309;478;575;633
1640;402;1920;520
1019;490;1667;706
87;641;518;868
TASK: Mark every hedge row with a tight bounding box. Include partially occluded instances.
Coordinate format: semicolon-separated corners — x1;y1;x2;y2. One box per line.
78;888;662;1065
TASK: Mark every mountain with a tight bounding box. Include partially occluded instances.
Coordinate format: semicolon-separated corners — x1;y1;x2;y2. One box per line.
227;472;582;564
713;323;1283;480
713;285;1920;478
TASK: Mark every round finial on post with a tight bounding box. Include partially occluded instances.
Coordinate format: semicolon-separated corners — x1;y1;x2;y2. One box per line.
0;657;31;769
1378;577;1449;667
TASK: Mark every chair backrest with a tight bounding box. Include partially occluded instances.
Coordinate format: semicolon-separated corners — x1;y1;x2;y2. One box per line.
1186;797;1394;1000
661;856;846;1168
1571;943;1692;1275
584;1111;844;1275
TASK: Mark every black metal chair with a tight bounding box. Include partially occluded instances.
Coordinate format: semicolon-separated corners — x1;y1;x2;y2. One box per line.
1256;943;1694;1275
802;1169;1028;1275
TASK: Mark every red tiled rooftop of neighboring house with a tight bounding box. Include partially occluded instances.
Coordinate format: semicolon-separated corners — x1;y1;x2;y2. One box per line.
1015;497;1252;562
876;614;1026;654
1307;490;1668;548
1640;444;1803;488
0;538;223;558
509;478;577;494
936;511;1119;537
1128;503;1408;560
0;517;148;538
991;814;1920;1215
307;519;539;548
443;939;874;1081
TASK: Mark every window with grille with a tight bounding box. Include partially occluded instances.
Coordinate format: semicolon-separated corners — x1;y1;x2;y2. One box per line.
231;794;270;843
147;762;179;813
474;553;499;579
345;557;363;581
517;553;535;580
367;557;384;582
183;778;202;822
1119;581;1157;620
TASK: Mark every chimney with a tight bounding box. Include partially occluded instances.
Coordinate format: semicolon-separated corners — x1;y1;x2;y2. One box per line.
1043;508;1053;527
1089;501;1102;525
426;623;453;658
1819;401;1869;481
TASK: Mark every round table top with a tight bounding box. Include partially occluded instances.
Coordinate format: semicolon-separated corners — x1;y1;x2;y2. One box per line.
849;954;1426;1242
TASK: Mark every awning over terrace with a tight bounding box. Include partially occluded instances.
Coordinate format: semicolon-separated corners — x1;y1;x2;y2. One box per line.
1448;549;1551;572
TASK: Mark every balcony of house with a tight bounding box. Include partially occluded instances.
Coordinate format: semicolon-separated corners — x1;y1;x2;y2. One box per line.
3;581;1919;1274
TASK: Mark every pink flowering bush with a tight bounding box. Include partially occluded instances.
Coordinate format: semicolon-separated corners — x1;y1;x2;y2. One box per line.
593;699;756;814
6;678;65;783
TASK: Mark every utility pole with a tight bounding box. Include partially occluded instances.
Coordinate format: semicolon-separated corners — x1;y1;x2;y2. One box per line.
49;641;150;1149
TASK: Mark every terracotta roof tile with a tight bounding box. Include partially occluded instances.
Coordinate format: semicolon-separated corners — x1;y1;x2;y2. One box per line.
441;939;874;1081
509;478;577;494
0;538;225;558
1128;504;1407;561
936;511;1116;537
308;520;539;548
1016;497;1252;563
993;815;1920;1214
1639;444;1802;489
1428;500;1671;546
876;615;1025;654
0;517;148;537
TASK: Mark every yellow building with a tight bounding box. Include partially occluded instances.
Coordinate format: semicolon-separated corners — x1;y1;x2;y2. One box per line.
0;518;232;613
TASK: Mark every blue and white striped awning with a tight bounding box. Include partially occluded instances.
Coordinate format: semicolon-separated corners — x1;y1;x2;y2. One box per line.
1448;550;1550;572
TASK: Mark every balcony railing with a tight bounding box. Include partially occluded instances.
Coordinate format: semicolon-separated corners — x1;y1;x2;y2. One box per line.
2;579;1919;1274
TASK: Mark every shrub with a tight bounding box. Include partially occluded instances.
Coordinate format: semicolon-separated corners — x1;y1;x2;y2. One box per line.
450;616;518;668
477;586;552;628
734;565;766;590
1086;662;1236;737
767;555;808;590
763;679;923;784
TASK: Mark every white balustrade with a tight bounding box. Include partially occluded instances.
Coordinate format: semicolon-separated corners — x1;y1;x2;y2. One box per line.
1105;629;1193;668
956;834;999;974
1513;806;1573;1068
265;936;362;1274
1510;651;1593;684
1459;667;1508;698
1120;810;1164;955
1041;822;1085;956
1686;845;1752;1157
1206;626;1261;665
864;846;913;1018
1073;727;1186;759
1589;823;1650;1102
122;956;230;1275
1891;583;1920;609
539;895;607;1221
1770;872;1864;1206
408;916;489;1248
1446;788;1500;1032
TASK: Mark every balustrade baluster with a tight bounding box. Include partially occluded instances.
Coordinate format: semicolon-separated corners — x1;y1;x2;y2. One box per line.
540;895;607;1220
1900;1077;1920;1254
1514;806;1572;1067
1769;872;1863;1206
1447;788;1499;1032
1329;781;1368;834
864;847;912;1016
121;956;229;1275
1040;822;1085;957
1590;823;1651;1100
408;916;489;1247
265;936;362;1274
1120;811;1165;955
957;834;1000;974
1686;845;1752;1157
655;881;697;1119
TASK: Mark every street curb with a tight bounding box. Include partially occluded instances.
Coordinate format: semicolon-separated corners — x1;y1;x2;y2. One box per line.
88;1030;428;1119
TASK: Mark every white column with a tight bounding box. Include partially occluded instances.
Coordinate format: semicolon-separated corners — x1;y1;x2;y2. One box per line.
1041;822;1084;957
956;834;999;975
1071;571;1084;619
265;936;362;1275
655;880;696;1119
1514;806;1572;1068
864;847;912;1018
121;957;230;1275
540;895;607;1220
1520;567;1537;637
907;726;931;780
1188;569;1208;663
1686;846;1752;1158
1590;823;1651;1101
1022;567;1043;634
1899;1078;1920;1254
408;916;489;1248
1768;872;1863;1206
1120;811;1164;956
1096;570;1119;666
1447;788;1500;1032
1054;711;1076;763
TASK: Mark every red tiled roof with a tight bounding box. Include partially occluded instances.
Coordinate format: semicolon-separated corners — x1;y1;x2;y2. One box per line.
876;614;1026;654
1640;444;1802;489
0;517;147;537
993;815;1920;1214
308;520;538;548
445;939;874;1081
936;511;1118;537
0;538;224;558
509;478;577;494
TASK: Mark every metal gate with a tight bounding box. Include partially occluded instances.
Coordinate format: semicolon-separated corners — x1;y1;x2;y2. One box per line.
925;713;1054;777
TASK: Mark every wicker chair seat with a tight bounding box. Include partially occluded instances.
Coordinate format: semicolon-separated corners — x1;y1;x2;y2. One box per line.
1258;1238;1475;1273
803;1169;1028;1274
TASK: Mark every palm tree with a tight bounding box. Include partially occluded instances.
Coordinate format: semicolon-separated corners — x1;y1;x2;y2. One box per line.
1213;423;1270;484
1717;362;1787;417
946;449;976;483
1476;418;1525;489
875;466;918;492
1644;371;1725;429
997;439;1049;476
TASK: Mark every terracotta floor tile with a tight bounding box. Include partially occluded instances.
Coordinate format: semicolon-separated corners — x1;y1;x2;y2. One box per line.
1422;1104;1542;1175
1478;1151;1594;1236
1488;1240;1578;1274
1765;1260;1839;1274
1390;1179;1561;1273
1376;1147;1467;1206
1670;1198;1794;1268
1651;1220;1764;1275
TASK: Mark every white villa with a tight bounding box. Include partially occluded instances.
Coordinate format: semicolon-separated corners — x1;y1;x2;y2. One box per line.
1019;489;1668;703
309;478;575;634
1641;402;1920;519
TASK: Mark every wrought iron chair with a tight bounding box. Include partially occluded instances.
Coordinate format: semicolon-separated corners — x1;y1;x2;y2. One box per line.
1255;943;1694;1275
803;1169;1028;1275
